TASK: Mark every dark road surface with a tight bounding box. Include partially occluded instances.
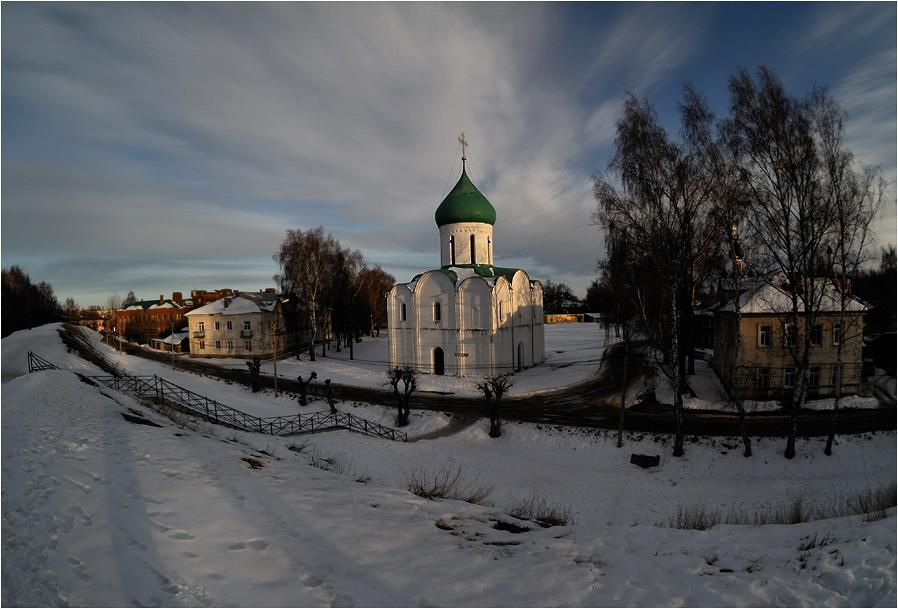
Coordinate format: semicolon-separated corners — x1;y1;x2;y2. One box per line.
106;336;896;438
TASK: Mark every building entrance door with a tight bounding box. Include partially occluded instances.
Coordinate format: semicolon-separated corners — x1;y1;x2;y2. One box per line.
433;347;445;375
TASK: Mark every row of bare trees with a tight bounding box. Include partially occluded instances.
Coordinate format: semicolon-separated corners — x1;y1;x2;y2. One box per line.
593;66;884;458
273;226;395;361
1;266;63;338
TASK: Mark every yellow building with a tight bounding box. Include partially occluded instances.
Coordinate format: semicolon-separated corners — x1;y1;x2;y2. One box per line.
712;278;867;401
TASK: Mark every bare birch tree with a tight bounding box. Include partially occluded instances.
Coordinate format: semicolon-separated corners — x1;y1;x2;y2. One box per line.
811;87;885;455
593;90;731;457
273;226;339;362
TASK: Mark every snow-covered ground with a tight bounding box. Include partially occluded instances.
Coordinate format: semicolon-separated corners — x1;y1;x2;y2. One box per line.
2;324;896;607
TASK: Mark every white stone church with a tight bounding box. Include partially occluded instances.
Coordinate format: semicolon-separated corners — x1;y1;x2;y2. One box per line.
387;147;545;376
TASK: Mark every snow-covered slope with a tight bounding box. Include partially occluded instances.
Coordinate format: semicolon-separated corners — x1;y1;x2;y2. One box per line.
2;324;895;607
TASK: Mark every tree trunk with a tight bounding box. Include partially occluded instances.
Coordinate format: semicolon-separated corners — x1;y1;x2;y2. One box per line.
825;310;847;455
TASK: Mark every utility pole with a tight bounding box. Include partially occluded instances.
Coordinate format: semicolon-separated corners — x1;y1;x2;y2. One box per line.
170;317;175;367
271;318;279;398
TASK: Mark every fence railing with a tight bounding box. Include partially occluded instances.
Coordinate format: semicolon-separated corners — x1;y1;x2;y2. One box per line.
27;351;60;373
27;351;407;442
89;372;406;441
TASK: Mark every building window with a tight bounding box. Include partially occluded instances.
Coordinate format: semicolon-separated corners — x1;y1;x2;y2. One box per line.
757;367;771;388
449;235;455;265
470;234;476;264
227;321;233;331
227;340;233;351
784;324;798;348
808;366;821;387
831;364;842;387
215;340;221;349
810;324;822;346
833;323;843;345
433;301;441;322
758;325;773;347
784;367;797;388
244;320;252;331
214;321;221;331
400;303;406;322
199;341;205;350
245;341;252;351
198;321;205;331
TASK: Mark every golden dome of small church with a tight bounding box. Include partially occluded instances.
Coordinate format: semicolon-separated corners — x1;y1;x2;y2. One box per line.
387;135;545;376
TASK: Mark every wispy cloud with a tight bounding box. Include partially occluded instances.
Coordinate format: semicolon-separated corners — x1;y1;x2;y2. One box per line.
2;2;894;304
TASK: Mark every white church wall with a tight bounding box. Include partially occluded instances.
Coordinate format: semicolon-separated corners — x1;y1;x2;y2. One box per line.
413;272;457;375
439;222;494;266
387;285;416;369
490;278;515;372
531;282;546;364
458;278;493;376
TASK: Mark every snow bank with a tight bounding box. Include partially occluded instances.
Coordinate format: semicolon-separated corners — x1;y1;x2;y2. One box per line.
2;324;895;607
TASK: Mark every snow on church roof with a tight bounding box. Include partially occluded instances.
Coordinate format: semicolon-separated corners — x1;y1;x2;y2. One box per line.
402;264;538;291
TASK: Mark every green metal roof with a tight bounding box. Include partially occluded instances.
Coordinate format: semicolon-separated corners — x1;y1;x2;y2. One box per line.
434;162;496;227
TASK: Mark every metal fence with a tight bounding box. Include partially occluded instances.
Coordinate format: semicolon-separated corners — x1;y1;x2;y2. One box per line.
27;351;406;442
27;351;60;373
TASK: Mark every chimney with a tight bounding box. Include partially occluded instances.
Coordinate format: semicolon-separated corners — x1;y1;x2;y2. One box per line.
160;295;164;304
172;292;183;302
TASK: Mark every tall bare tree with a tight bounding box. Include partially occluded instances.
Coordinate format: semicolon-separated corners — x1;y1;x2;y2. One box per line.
811;87;885;455
593;89;731;456
274;226;339;362
358;265;395;337
723;66;880;459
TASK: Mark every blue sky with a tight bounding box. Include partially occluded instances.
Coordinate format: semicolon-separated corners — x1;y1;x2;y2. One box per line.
2;2;895;307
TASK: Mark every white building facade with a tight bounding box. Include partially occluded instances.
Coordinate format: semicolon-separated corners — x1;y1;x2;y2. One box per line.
387;157;545;376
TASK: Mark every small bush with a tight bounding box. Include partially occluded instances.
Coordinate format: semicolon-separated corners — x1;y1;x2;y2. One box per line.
308;449;353;475
664;482;897;529
508;493;574;527
667;504;722;531
849;482;897;522
406;460;493;505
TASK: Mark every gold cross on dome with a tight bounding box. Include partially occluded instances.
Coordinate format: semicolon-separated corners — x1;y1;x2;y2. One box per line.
458;132;468;160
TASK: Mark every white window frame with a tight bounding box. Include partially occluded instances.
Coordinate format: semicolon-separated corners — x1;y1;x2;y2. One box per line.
784;367;797;388
244;320;252;331
226;321;233;331
758;324;773;347
198;321;205;331
832;323;843;346
214;321;220;331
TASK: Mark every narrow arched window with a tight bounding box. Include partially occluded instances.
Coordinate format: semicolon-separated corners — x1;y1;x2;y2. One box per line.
433;301;441;322
449;235;456;265
400;302;406;322
470;235;476;264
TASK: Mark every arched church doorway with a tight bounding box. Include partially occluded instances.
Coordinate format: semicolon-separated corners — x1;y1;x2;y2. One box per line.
433;347;445;375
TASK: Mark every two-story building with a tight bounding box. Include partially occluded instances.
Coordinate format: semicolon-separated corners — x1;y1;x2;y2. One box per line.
712;277;867;401
116;294;193;343
185;291;295;359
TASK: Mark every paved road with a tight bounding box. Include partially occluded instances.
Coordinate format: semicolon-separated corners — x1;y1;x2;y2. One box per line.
106;335;896;437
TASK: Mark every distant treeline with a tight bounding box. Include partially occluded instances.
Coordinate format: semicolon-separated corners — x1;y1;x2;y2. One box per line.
2;265;62;338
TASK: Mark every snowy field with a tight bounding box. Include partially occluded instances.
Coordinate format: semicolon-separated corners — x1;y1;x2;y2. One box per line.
2;323;896;607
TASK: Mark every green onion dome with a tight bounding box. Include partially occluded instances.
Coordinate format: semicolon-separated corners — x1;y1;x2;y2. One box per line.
435;161;497;227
